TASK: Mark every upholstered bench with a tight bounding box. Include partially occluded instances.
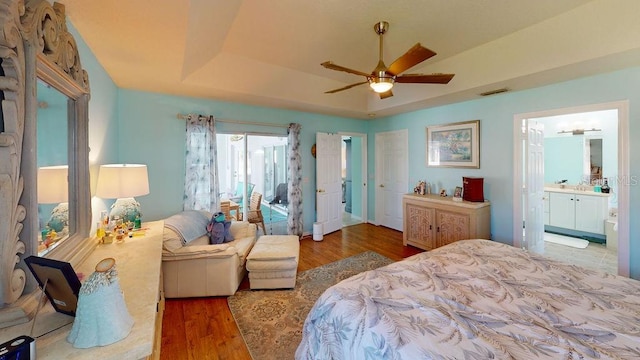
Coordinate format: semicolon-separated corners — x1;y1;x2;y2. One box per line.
246;235;300;289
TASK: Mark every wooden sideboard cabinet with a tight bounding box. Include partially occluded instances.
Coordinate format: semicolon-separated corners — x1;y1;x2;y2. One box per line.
403;194;491;250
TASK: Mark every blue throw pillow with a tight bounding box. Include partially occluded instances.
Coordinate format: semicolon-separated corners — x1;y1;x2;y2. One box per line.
223;221;234;243
209;222;226;244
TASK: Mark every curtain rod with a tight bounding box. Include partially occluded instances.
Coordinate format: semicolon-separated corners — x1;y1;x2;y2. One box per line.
176;113;289;128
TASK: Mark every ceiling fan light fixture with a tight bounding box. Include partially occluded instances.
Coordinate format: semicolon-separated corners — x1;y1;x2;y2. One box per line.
369;77;394;93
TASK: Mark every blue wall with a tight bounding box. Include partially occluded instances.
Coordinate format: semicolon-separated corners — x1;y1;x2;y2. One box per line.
36;83;68;167
369;66;640;279
350;136;363;218
544;136;584;185
116;90;367;230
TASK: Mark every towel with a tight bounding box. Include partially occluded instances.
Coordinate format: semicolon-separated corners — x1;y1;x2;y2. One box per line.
164;210;210;244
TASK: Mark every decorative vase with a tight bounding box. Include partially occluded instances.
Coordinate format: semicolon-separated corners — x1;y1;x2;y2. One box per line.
109;198;142;223
47;202;69;232
67;258;134;348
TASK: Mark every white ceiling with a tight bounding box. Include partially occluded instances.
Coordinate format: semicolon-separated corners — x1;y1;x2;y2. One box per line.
59;0;640;119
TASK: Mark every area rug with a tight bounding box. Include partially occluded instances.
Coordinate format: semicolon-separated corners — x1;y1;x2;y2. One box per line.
545;233;590;249
227;251;394;360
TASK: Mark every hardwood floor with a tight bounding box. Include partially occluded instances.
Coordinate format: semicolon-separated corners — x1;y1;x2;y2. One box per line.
160;223;423;360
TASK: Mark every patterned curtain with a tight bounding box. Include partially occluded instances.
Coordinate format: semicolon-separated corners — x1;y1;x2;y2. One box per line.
183;114;220;213
287;123;303;237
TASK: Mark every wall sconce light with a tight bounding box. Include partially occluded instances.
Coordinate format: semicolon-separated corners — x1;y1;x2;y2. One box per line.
557;128;601;136
96;164;149;224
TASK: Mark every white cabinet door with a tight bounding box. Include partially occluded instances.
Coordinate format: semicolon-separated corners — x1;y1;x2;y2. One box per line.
543;191;550;225
575;195;608;234
549;192;575;229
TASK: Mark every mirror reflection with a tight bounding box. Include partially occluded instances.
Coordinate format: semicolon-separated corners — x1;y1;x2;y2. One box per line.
36;78;69;254
539;109;617;189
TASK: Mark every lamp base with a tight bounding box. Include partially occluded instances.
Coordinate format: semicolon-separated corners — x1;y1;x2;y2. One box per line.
109;198;141;223
47;202;69;232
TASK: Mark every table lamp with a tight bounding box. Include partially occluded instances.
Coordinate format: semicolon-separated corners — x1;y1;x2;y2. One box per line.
95;164;149;224
37;165;69;232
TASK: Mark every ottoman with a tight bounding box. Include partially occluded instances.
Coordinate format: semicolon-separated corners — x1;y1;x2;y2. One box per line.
246;235;300;289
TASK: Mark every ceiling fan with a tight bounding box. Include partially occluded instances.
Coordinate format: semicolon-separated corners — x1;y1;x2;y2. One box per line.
322;21;454;99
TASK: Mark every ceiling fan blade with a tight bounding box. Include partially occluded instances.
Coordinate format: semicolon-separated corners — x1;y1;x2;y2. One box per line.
396;73;455;84
321;61;371;77
379;90;393;99
325;81;368;94
387;43;436;76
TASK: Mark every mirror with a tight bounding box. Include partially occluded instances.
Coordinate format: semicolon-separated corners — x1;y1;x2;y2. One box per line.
36;79;69;255
539;110;617;187
35;52;92;264
0;0;91;324
587;138;603;184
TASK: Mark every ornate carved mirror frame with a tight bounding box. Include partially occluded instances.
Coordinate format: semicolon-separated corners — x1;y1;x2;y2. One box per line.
0;0;92;327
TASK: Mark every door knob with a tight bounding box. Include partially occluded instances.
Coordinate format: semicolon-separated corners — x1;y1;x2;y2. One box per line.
379;184;385;188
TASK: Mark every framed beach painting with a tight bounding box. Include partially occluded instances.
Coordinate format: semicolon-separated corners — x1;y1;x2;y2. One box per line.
426;120;480;168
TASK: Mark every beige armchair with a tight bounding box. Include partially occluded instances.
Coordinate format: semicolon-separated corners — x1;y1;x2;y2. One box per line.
162;220;257;298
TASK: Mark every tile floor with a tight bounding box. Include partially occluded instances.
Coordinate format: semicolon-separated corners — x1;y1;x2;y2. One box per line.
342;203;363;227
542;232;617;274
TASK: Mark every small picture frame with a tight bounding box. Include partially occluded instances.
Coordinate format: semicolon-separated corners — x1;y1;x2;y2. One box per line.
439;189;447;197
24;256;82;316
453;186;463;201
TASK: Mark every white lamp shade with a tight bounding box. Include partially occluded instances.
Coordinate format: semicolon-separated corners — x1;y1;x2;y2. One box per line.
96;164;149;199
37;165;69;204
369;77;394;93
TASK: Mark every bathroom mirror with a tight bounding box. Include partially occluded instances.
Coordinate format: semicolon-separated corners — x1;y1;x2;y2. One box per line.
541;109;616;187
0;0;91;325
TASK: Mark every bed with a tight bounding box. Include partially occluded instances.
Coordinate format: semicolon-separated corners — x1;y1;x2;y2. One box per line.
296;240;640;359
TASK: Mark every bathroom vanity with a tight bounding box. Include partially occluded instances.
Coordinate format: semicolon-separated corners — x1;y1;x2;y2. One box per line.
544;186;609;240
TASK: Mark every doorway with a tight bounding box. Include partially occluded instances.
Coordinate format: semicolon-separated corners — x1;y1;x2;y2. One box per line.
513;101;630;276
341;135;364;227
315;132;368;235
217;133;289;235
374;129;408;231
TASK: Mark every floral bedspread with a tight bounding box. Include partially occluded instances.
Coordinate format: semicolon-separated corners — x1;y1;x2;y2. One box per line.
296;240;640;359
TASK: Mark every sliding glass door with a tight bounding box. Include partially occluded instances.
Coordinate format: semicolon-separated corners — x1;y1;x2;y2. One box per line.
217;133;289;234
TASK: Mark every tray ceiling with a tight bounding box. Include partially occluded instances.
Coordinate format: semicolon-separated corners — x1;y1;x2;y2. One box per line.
60;0;640;118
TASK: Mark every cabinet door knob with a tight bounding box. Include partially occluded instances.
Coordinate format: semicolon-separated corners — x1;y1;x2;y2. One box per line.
379;184;385;188
429;225;432;230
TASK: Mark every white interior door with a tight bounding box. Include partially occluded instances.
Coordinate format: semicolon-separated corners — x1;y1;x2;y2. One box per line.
316;133;343;234
375;129;408;231
524;120;545;253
